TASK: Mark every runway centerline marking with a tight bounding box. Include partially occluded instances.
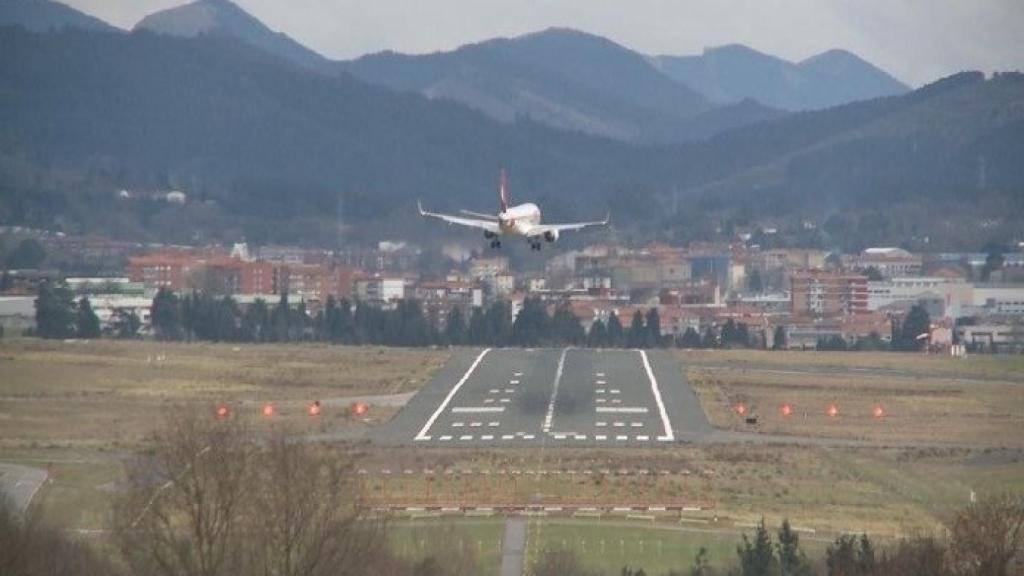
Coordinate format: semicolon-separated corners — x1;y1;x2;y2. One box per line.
542;348;570;433
414;348;491;441
639;349;675;441
452;407;505;413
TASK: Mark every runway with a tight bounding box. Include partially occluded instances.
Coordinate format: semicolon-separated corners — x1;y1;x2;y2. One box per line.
371;348;712;446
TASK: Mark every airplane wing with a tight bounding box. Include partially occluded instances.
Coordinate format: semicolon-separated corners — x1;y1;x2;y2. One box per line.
459;209;499;221
526;215;609;237
419;201;500;234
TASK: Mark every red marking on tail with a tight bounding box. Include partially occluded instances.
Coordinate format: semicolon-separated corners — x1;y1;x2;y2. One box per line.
498;169;509;213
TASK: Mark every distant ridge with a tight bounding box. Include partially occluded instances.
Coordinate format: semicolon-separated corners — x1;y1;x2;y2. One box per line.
134;0;329;71
0;0;119;33
654;43;909;110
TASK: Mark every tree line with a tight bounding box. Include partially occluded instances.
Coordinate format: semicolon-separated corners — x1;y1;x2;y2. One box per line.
34;284;933;353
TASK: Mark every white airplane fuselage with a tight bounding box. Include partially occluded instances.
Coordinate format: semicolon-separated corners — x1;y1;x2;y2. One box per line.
497;203;541;237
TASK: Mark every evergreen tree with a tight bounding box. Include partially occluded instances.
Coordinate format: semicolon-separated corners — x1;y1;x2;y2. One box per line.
777;519;811;576
151;287;182;341
748;269;764;293
113;309;141;339
772;326;787;350
606;312;624;347
826;533;875;576
551;304;584;345
702;325;719;349
721;319;738;346
0;269;11;292
587;319;608;347
7;238;46;269
34;281;76;339
445;306;466;346
894;304;930;352
466;306;488;345
485;300;512;346
511;298;549;346
271;292;291;342
737;518;778;576
678;326;702;348
627;310;646;348
645;307;662;348
76;297;101;338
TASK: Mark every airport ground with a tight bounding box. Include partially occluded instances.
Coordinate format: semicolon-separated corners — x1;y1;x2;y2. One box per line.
1;338;1023;573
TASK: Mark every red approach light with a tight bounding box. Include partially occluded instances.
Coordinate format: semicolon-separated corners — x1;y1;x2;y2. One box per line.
873;405;885;419
262;404;275;418
350;402;368;417
826;404;839;418
215;405;230;419
309;401;322;417
780;404;793;417
734;403;747;416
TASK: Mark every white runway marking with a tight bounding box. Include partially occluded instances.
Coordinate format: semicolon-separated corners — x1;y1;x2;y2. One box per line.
488;421;500;427
542;348;570;433
415;436;431;441
596;407;649;414
415;348;491;441
613;422;625;427
595;434;607;440
639;349;675;441
596;398;607;403
611;398;622;404
484;398;495;404
489;389;500;393
440;435;452;441
502;434;514;440
514;372;523;377
469;422;482;427
523;434;535;440
596;372;605;377
509;380;520;384
596;422;607;427
452;422;464;427
630;422;644;427
637;435;650;441
574;434;587;440
504;388;515;393
610;389;621;394
481;435;494;440
553;434;567;440
595;388;606;394
499;398;511;403
596;380;607;385
460;435;473;441
452;407;505;413
616;435;628;441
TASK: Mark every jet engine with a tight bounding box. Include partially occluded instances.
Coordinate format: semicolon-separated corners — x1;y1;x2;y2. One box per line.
544;230;559;243
484;230;497;239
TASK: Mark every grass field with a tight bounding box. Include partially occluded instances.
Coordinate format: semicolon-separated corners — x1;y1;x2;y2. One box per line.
681;350;1024;447
1;339;1023;571
0;338;448;449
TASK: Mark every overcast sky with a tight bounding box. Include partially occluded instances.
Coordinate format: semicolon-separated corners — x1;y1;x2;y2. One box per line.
62;0;1024;86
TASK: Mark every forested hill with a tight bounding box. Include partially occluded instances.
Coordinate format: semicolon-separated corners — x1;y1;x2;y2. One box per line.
0;26;1022;250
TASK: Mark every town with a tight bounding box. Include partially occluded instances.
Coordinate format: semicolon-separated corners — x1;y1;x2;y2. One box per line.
2;227;1022;353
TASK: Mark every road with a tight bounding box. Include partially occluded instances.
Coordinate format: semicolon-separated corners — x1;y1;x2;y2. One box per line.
0;462;47;515
370;347;713;447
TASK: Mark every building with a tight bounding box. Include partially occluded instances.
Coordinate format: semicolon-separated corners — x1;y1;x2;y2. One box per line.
867;277;972;318
790;270;869;318
354;276;406;306
845;247;923;278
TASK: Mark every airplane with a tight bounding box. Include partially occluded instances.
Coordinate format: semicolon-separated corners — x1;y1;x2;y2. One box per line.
417;170;608;250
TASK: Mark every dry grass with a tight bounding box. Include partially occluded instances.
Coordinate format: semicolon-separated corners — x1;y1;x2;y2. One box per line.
682;353;1024;447
0;338;448;449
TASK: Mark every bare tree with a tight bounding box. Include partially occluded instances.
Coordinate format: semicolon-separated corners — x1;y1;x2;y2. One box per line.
114;409;254;576
948;492;1024;576
0;494;110;576
244;434;387;576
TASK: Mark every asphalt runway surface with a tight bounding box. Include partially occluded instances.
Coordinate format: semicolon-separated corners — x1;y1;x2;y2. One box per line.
0;463;47;515
371;348;713;447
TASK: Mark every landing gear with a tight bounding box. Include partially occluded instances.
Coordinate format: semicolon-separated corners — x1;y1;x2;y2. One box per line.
490;239;502;249
529;241;542;251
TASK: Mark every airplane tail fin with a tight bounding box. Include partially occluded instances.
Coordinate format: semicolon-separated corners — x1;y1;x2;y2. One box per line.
498;169;509;213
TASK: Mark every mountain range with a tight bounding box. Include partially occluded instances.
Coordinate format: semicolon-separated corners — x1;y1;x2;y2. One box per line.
0;0;1020;251
654;44;910;111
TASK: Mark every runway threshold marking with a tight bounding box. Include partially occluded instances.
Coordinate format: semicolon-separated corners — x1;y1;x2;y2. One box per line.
414;348;492;441
542;348;570;433
595;407;649;413
451;407;505;413
639;349;675;441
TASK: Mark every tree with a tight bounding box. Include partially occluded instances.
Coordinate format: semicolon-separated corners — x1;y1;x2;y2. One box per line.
112;309;141;339
587;319;608;347
6;238;46;269
511;298;549;346
678;327;701;349
0;269;11;292
627;310;646;348
825;533;874;576
606;312;624;347
466;307;488;345
702;325;718;349
551;304;584;345
532;549;595;576
948;492;1024;576
980;242;1006;281
776;519;811;576
771;326;787;350
34;281;75;339
485;300;512;346
894;304;930;352
242;298;269;342
645;307;662;348
272;292;291;342
151;288;183;341
864;266;884;281
444;306;466;346
76;297;101;339
736;518;778;576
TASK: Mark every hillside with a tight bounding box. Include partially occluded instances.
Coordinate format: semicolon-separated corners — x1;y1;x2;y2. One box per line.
0;27;1021;250
0;0;118;33
655;44;910;110
134;0;330;71
342;28;769;143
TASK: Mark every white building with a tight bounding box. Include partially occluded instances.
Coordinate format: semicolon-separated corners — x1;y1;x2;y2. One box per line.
867;277;971;318
354;277;406;306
